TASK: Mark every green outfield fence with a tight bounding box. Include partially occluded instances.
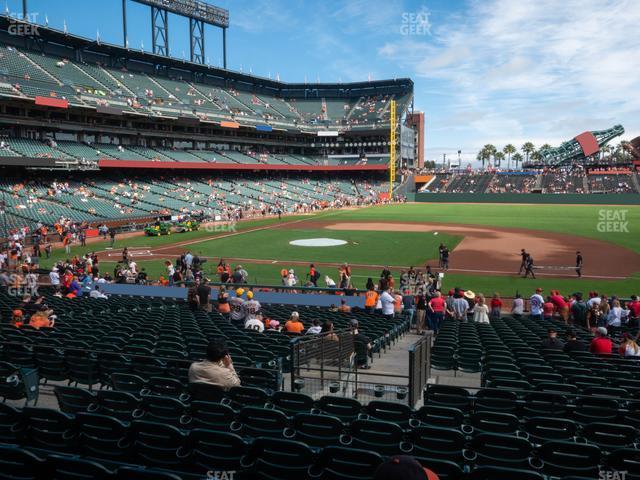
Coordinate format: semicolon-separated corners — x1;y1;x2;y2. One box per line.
413;193;640;204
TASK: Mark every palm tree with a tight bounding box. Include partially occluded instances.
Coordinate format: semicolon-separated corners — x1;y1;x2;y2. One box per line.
482;144;497;168
512;152;523;169
503;144;516;170
495;151;505;168
521;142;535;165
476;150;485;169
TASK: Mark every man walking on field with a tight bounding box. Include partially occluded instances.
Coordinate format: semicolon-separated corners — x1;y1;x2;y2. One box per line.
575;251;583;278
518;249;528;275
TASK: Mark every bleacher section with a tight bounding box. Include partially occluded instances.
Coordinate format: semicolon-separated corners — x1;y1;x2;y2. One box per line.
542;172;586;194
486;173;538;194
588;174;637;193
444;173;493;194
0;173;385;237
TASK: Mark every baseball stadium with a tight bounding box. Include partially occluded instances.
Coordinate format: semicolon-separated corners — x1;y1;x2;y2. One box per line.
0;2;640;480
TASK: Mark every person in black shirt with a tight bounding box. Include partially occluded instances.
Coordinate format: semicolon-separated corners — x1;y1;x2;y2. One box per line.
197;279;211;311
350;320;372;369
541;328;564;350
518;249;528;275
563;329;587;352
575;251;583;278
523;254;536;278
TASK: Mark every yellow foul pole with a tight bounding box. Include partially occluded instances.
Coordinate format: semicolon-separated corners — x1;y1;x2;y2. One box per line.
389;99;397;198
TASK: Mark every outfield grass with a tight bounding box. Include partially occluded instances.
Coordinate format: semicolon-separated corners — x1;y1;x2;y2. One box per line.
41;203;640;296
332;203;640;253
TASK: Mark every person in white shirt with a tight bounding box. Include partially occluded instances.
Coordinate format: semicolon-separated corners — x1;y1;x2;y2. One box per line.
49;268;60;292
380;288;396;319
306;319;322;335
473;294;490;324
606;299;629;328
511;293;524;318
530;288;545;321
587;293;602;309
90;286;108;299
244;317;265;332
129;260;137;275
325;275;336;288
243;291;261;320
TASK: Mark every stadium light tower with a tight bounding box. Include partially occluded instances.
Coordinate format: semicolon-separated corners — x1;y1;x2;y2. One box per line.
127;0;229;67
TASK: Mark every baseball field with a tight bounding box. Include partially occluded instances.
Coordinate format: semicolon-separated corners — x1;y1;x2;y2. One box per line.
43;203;640;296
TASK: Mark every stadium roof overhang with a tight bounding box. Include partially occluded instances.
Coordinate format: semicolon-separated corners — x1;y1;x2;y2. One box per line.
0;16;413;93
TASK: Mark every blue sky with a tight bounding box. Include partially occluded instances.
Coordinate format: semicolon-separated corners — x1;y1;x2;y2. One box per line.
6;0;640;164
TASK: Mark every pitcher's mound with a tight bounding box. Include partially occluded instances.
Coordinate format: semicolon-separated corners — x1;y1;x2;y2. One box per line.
289;238;347;247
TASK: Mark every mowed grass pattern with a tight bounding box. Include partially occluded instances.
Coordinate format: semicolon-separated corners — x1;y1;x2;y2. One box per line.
185;228;461;267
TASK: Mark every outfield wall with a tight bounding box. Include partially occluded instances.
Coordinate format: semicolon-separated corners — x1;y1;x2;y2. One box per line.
414;193;640;205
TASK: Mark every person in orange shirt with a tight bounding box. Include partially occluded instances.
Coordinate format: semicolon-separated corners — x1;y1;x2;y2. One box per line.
393;290;403;315
284;312;305;334
364;286;379;313
29;313;54;329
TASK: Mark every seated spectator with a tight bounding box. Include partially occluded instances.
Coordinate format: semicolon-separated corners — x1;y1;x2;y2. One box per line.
321;320;339;341
541;328;564;350
338;299;351;313
619;333;640;357
89;285;108;299
590;327;613;355
284;311;304;334
563;329;587;353
10;309;24;328
306;319;322;335
264;317;280;331
29;312;54;329
245;315;265;332
188;338;241;391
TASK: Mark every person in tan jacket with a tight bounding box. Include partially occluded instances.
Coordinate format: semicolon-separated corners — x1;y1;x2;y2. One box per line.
188;338;241;390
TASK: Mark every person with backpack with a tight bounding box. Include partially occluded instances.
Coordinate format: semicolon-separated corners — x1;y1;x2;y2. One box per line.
307;264;321;287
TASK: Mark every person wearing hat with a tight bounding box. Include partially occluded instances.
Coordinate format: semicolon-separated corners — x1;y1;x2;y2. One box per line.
541;328;564;350
563;329;587;353
529;288;544;322
229;288;246;325
374;455;440;480
243;290;261;323
590;327;613;355
188;338;241;391
284;312;304;334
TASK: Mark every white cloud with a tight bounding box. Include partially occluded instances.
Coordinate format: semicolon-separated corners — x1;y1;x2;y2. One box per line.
379;0;640;161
